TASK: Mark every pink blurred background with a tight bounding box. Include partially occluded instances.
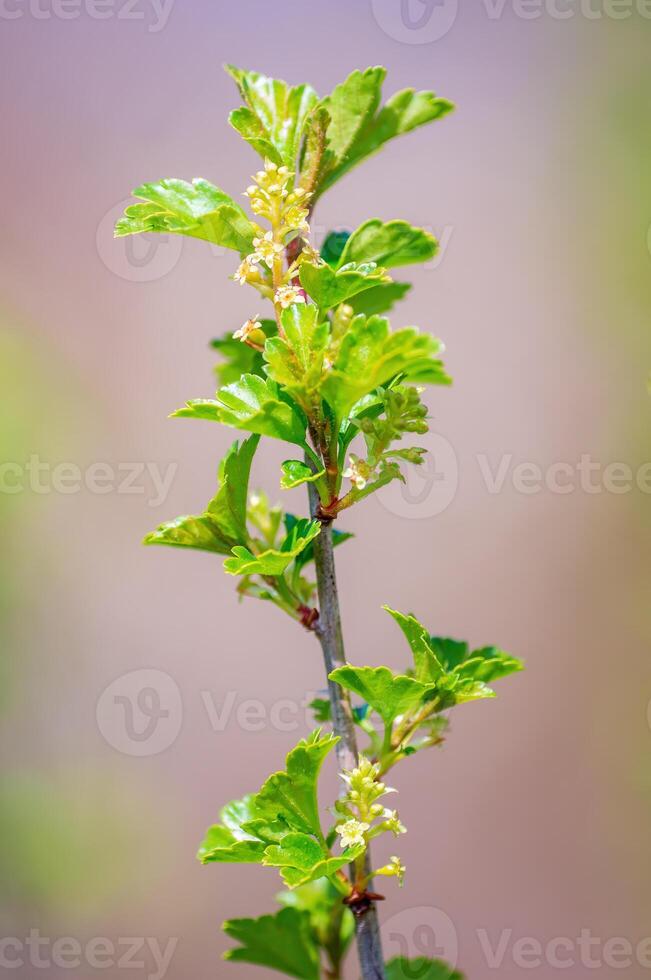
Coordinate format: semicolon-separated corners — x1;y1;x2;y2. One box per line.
2;1;651;977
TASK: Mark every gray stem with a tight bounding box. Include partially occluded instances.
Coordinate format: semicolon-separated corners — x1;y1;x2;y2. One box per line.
308;486;386;980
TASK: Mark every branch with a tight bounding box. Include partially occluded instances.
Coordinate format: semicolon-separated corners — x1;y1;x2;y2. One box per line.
307;483;386;980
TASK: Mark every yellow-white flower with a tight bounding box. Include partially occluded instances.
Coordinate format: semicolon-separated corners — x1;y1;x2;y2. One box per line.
283;204;310;233
234;257;258;286
274;284;305;309
376;856;406;885
335;819;370;850
342;455;373;491
383;809;407;836
233;315;263;345
252;231;284;269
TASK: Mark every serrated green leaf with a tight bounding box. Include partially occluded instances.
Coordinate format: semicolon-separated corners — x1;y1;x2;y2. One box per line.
280;460;326;490
198;794;267;865
223;908;320;980
226;65;318;170
300;261;389;311
322;315;449;420
349;280;412;317
434;640;524;684
385;956;464;980
284;513;353;571
384;606;444;684
199;831;267;864
223;518;321;576
143;512;236;556
264;305;330;401
143;435;258;556
329;665;430;727
315;67;454;197
338;219;437;270
263;831;359;889
386;608;523;705
172;374;307;446
210;434;259;542
114;178;256;254
256;731;338;838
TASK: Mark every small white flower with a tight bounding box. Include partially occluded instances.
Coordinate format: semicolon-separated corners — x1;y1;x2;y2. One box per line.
252;231;284;269
233;315;262;344
283;204;310;233
335;819;370;850
234;257;257;285
383;809;407;836
342;455;372;491
274;284;306;309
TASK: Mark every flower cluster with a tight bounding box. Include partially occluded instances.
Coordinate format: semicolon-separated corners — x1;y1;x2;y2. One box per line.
333;758;406;884
233;159;316;337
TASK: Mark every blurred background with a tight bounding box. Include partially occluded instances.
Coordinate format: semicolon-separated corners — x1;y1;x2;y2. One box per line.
1;1;651;977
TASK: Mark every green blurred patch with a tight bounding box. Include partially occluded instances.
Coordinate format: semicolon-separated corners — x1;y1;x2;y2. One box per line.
0;771;161;918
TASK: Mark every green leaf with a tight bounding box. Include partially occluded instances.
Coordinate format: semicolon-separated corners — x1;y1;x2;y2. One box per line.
143;435;258;556
338;219;437;270
223;518;320;576
322;315;449;420
223;908;320;980
300;261;389;310
386;608;523;704
255;731;338;838
172;375;307;446
226;65;318;170
384;606;445;684
264;304;330;400
143;512;236;556
283;513;353;571
210;434;259;542
329;665;430;727
198;827;267;864
349;281;411;317
321;230;350;267
211;319;276;386
114;178;256;254
433;640;524;684
198;794;268;864
385;957;464;980
315;68;454;196
263;831;359;889
309;697;331;724
280;460;326;490
277;879;355;966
